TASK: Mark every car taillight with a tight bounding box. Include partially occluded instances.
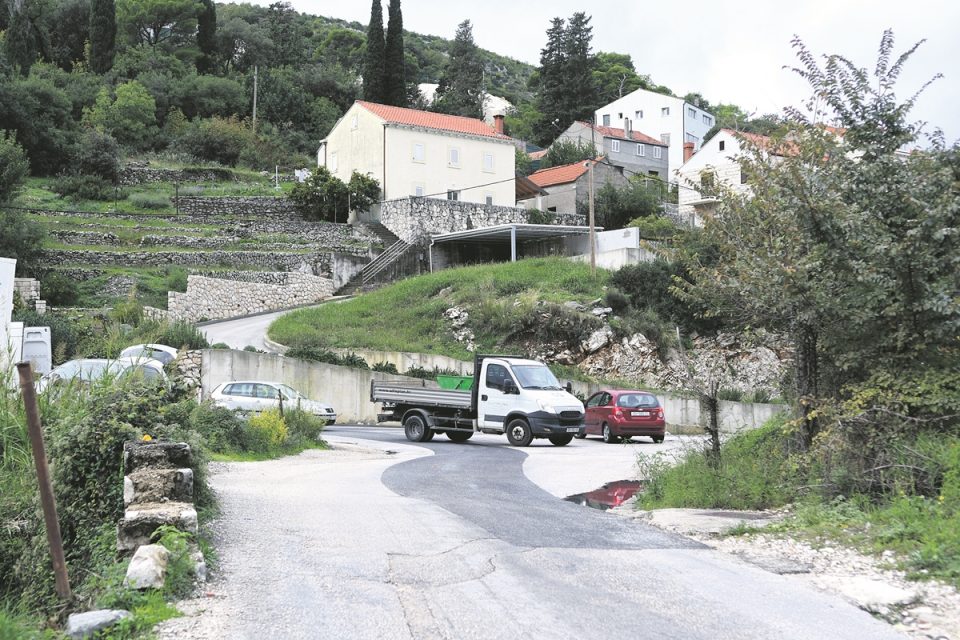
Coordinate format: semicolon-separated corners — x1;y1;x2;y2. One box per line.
613;407;623;420
657;408;664;419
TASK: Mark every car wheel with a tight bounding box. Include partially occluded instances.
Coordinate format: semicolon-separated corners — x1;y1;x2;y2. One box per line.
549;434;573;446
446;431;473;443
325;419;336;426
653;436;664;444
403;414;433;443
506;418;534;447
602;423;620;444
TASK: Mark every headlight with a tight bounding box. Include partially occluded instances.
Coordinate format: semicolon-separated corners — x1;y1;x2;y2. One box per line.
537;400;557;413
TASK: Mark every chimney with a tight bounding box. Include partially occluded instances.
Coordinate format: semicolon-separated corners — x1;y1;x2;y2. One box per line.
493;114;505;135
623;118;632;137
683;142;695;163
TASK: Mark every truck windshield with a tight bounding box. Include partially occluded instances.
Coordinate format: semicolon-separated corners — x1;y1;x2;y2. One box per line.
512;365;563;390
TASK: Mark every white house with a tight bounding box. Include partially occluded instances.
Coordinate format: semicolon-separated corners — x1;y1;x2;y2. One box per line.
595;88;715;177
318;101;516;207
1;257;20;376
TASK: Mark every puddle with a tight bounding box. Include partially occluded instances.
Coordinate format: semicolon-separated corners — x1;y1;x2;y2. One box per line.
564;480;642;511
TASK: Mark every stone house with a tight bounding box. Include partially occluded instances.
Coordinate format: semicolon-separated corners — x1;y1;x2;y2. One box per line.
317;101;516;208
518;159;630;216
556;121;669;179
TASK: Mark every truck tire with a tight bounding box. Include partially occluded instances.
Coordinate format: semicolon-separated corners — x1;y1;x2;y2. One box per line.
506;418;534;447
549;434;573;446
403;414;433;443
446;431;473;443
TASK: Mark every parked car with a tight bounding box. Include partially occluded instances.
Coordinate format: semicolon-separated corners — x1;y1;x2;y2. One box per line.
120;343;179;365
578;389;665;444
36;357;169;394
209;381;337;425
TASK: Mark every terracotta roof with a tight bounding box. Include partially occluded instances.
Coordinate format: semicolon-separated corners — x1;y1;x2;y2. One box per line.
527;160;592;188
356;101;512;140
528;149;548;160
577;121;664;146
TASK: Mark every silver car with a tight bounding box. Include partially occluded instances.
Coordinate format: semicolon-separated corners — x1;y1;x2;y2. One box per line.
209;381;337;425
36;357;169;393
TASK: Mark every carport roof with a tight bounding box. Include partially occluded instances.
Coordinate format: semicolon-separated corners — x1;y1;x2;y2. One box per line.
430;223;593;244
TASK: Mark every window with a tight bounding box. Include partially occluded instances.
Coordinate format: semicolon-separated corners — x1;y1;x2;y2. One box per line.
412;143;425;163
255;384;278;399
703;114;712;125
485;363;511;391
586;393;605;408
602;114;610;126
447;189;460;201
700;169;715;190
618;112;623;119
482;152;494;172
413;183;425;197
688;107;696;118
485;193;494;206
661;133;671;145
635;110;643;119
329;152;338;172
661;107;670;117
225;383;254;397
648;170;659;177
611;140;620;152
684;133;700;146
448;147;460;167
719;140;726;151
636;143;645;157
653;146;662;159
547;206;557;212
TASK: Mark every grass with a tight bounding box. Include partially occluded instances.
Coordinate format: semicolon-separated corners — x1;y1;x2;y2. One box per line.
210;439;330;462
268;258;610;360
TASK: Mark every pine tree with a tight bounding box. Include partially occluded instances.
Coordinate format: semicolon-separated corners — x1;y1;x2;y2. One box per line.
563;12;597;123
433;20;484;118
363;0;386;102
534;17;567;146
383;0;406;107
196;0;217;73
5;1;40;76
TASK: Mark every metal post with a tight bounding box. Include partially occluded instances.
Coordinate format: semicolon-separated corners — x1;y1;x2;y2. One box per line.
17;362;71;601
588;161;596;276
510;225;517;262
252;66;258;134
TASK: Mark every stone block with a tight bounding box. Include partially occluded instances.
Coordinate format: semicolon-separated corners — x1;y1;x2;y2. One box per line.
117;502;198;554
66;610;131;639
124;544;170;590
123;442;192;474
124;468;194;506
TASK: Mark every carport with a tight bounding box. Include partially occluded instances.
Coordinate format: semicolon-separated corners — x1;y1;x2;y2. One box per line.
428;223;592;272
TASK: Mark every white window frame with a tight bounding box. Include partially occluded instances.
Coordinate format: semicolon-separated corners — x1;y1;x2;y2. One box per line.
447;189;460;201
636;143;645;157
413;183;425;197
482;152;494;173
329;151;338;172
703;114;712;125
653;146;662;159
602;114;610;126
661;107;670;117
448;146;461;168
351;114;358;130
688;107;697;118
412;142;425;163
611;140;621;152
635;110;643;119
661;133;671;145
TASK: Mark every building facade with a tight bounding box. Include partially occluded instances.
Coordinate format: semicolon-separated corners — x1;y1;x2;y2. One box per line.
556;121;669;179
318;101;516;207
595;88;715;177
518;160;630;216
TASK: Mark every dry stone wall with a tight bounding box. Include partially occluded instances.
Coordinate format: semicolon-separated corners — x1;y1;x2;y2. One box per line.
379;197;587;243
119;166;240;186
167;273;334;322
173;196;299;220
41;248;326;271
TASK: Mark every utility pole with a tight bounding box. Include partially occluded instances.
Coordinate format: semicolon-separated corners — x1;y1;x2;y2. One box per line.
588;159;596;276
252;66;258;134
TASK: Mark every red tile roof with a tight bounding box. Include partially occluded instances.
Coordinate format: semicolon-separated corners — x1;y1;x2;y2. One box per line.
527;160;592;188
357;101;512;140
528;149;548;160
578;121;664;146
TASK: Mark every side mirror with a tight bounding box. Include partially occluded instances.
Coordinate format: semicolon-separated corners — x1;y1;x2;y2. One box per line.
503;379;518;395
565;382;573;394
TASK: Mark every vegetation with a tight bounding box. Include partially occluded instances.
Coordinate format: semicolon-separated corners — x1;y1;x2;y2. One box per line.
362;0;386;103
433;20;484;118
288;167;381;222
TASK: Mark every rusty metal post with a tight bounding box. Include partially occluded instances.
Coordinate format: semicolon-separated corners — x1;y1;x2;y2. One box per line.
17;361;72;601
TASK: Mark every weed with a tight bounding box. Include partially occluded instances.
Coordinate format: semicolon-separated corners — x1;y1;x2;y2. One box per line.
151;525;197;598
247;409;288;451
372;361;399;374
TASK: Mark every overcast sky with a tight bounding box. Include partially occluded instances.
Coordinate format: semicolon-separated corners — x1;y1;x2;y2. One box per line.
259;0;959;143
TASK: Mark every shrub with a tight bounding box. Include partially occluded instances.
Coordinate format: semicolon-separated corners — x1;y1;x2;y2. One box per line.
11;309;78;363
0;210;46;276
283;408;325;445
185;401;247;453
628;215;678;240
210;342;230;349
110;297;144;325
286;344;341;364
155;320;210;350
717;388;744;401
339;352;369;369
41;272;79;307
526;208;555;225
604;287;629;314
175;116;251;166
372;361;399;374
129;192;170;210
0;130;29;203
151;525;197;597
246;409;288;451
54;174;117;201
74;129;121;183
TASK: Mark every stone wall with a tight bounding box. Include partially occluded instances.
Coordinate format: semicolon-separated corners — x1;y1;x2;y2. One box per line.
14;278;40;301
42;248;328;272
379;197;587;243
167;273;334;322
49;230;123;246
173;196;300;220
119;166;242;186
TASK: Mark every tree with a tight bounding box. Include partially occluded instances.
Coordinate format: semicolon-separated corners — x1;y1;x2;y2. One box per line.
383;0;406;106
116;0;201;48
5;0;41;75
196;0;217;73
84;81;158;150
0;209;46;276
0;76;78;175
89;0;117;73
433;20;484;118
562;13;596;121
289;167;381;222
593;52;646;105
362;0;386;102
50;0;91;71
74;129;121;183
540;139;595;169
0;132;29;203
593;178;660;229
533;17;567;146
265;1;304;67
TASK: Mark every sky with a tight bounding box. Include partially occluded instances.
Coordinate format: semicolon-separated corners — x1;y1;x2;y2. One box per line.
256;0;960;143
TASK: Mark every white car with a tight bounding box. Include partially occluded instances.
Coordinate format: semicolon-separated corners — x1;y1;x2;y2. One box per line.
120;343;179;365
36;357;169;393
209;381;337;425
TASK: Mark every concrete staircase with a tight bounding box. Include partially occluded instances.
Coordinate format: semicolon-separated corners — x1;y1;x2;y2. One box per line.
336;238;413;296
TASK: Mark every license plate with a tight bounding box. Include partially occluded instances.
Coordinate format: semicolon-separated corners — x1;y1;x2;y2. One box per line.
566;427;581;433
631;411;650;417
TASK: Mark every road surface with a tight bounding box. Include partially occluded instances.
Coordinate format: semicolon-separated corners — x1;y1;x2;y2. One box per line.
157;426;903;639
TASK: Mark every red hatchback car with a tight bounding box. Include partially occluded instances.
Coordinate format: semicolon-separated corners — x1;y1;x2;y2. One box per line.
579;389;666;444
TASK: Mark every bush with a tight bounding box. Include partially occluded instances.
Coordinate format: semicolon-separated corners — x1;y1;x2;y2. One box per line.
0;130;29;203
526;208;555;225
0;210;46;277
246;409;288;451
110;297;144;325
129;192;170;210
53;174;117;201
283;408;325;445
372;361;399;374
210;342;230;349
11;309;78;363
185;401;247;453
155;320;210;350
74;129;121;183
175;116;251;166
628;215;678;240
285;345;368;368
41;272;79;306
604;287;629;314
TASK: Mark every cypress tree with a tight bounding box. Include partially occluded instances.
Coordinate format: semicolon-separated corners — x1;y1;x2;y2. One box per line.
196;0;217;74
363;0;386;103
5;2;39;76
383;0;406;107
88;0;116;74
563;12;597;123
534;17;567;146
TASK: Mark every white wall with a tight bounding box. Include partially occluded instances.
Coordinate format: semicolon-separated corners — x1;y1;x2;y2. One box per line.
322;103;385;193
0;257;16;374
676;130;748;221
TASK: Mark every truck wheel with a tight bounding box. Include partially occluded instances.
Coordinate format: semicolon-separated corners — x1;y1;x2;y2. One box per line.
506;418;533;447
602;423;620;444
446;431;473;443
549;434;573;446
403;414;433;443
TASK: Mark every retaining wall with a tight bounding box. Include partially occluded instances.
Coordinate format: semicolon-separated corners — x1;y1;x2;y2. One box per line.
168;273;334;322
173;196;300;220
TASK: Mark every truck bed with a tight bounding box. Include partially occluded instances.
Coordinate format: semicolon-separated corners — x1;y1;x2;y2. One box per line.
370;381;473;410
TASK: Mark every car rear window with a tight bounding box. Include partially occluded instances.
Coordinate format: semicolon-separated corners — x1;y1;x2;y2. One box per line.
617;393;659;408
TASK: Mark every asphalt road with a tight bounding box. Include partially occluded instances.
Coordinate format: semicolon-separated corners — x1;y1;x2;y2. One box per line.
158;426;904;640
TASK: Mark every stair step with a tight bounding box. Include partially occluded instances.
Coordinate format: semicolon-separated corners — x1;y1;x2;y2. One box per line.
117;501;198;554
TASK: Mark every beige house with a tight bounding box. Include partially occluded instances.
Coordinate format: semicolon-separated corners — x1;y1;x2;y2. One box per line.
317;101;516;207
